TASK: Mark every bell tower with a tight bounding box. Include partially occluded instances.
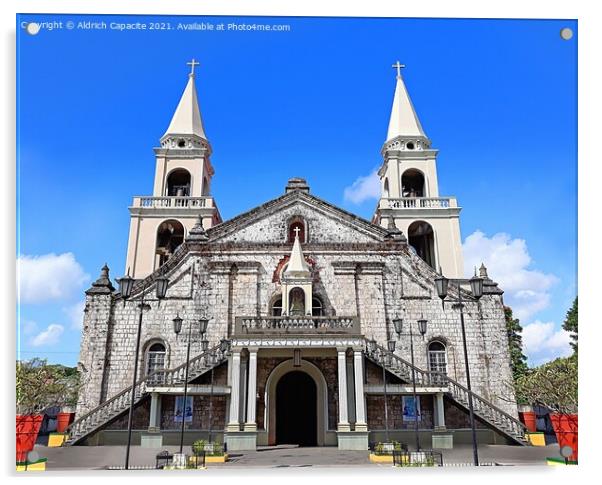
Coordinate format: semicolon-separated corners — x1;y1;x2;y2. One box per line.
373;62;463;278
125;59;222;278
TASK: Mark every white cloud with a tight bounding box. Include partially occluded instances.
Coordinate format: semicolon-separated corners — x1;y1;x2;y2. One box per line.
64;301;86;330
343;169;381;204
463;231;558;321
18;253;89;304
30;324;65;347
522;320;572;365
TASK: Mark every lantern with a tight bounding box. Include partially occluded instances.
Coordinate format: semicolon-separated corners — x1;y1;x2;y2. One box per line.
155;275;169;299
172;314;183;335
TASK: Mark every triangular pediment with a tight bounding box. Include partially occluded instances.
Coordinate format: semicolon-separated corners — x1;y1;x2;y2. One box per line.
207;191;389;244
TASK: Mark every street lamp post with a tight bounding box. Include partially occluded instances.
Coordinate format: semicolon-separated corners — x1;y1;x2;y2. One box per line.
118;273;170;470
393;317;428;451
173;316;208;454
434;270;484;466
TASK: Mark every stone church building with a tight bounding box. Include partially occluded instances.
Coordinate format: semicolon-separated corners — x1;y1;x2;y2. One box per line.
71;61;527;451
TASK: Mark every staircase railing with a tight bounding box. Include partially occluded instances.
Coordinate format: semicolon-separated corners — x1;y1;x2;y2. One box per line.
67;342;227;443
364;339;527;444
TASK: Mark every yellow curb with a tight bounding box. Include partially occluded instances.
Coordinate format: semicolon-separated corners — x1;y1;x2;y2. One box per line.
526;432;546;446
48;433;67;447
369;453;393;464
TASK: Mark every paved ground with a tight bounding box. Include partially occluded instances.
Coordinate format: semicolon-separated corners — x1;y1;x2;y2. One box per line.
35;443;560;470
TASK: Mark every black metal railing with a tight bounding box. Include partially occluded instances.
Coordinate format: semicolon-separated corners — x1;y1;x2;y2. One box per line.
393;450;444;467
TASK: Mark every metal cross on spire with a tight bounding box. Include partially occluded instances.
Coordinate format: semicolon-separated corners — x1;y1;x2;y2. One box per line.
392;60;406;79
293;226;301;238
187;58;200;76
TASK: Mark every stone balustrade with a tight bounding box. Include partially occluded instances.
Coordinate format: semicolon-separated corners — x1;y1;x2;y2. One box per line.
131;196;213;209
381;197;457;209
234;316;360;335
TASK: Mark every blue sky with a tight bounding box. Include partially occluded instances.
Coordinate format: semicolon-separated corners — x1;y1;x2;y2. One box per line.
16;14;577;367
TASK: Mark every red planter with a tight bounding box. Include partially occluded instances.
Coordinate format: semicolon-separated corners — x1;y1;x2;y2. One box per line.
56;412;75;433
519;411;538;432
16;414;43;462
550;413;578;462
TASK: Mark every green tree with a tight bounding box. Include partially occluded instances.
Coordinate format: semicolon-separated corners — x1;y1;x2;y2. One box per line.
504;306;529;380
16;359;80;414
563;297;578;354
515;355;577;413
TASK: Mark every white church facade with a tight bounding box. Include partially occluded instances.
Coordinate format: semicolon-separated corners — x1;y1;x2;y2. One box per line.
71;61;526;451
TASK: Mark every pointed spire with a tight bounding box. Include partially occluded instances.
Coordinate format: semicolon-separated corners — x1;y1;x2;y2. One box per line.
386;61;427;142
85;263;115;295
161;59;207;142
479;262;489;279
186;214;209;242
385;216;407;243
284;229;311;278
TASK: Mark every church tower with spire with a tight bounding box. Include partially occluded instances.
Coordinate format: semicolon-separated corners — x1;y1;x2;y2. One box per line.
125;59;222;278
373;62;464;278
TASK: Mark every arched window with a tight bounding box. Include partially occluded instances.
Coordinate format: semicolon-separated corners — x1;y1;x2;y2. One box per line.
289;287;306;316
401;169;425;197
202;176;210;196
383;178;390;198
156;219;185;268
408;220;436;269
312;297;323;317
166;169;191;196
146;342;166;384
428;341;447;385
288;220;306;243
271;298;283;317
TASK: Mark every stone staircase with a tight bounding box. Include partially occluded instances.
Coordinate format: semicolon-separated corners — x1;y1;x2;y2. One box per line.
364;339;529;446
66;342;228;445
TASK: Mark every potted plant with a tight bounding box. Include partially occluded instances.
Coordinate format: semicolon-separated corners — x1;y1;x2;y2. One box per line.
55;369;80;434
192;439;227;463
517;403;537;433
16;359;64;463
515;355;578;461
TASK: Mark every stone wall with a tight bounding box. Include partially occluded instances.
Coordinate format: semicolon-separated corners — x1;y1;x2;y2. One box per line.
366;394;434;429
77;196;517;424
160;395;227;430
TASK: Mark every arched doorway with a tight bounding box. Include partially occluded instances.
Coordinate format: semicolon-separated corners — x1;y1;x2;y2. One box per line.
276;371;317;446
408;220;436;269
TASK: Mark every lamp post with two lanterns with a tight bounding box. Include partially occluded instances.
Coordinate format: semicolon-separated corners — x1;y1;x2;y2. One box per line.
172;314;209;454
433;269;484;467
392;316;427;452
117;272;170;471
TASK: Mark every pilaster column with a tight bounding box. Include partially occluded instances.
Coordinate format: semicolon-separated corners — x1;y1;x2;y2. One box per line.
434;392;446;430
337;348;350;431
353;351;367;432
227;350;242;431
244;349;258;431
148;392;161;430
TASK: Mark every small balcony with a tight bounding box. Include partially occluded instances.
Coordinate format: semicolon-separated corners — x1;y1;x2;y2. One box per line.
234;316;361;336
380;197;457;210
130;196;214;209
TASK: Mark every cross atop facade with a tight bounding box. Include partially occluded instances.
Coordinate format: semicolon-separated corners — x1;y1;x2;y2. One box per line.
392;60;406;78
187;58;200;76
293;226;301;238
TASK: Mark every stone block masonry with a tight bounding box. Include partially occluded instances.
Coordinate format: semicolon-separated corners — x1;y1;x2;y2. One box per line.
76;194;518;435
